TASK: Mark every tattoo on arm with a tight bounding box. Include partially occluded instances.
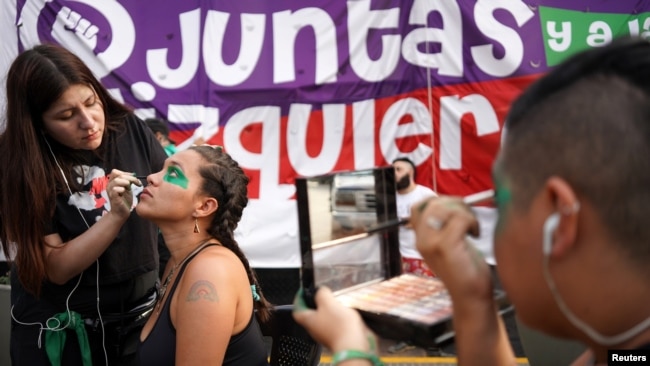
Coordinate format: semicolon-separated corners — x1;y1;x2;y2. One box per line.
186;280;220;302
466;241;485;271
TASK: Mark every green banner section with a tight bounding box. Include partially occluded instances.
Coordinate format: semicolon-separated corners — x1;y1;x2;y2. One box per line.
540;6;650;66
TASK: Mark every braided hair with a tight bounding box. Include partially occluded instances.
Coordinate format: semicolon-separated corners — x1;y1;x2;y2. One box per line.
189;145;272;322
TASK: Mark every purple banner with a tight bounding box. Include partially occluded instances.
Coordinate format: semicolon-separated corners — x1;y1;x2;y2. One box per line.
5;0;649;267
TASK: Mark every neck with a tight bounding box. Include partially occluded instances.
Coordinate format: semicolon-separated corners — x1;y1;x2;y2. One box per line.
159;223;210;257
169;237;214;267
545;257;650;347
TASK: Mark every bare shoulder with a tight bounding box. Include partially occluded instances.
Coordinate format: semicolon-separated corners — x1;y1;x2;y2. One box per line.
173;246;246;307
195;244;241;266
181;245;247;284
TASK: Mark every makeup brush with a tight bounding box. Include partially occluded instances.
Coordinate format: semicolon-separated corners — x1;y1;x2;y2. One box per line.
313;189;496;250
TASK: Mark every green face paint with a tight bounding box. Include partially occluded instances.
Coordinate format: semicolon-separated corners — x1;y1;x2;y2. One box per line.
494;182;512;209
492;170;512;234
163;166;189;189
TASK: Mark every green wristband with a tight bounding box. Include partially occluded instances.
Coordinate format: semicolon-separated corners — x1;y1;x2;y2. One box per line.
332;349;383;366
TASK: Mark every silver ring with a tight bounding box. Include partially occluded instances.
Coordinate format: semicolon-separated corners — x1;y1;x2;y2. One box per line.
426;216;444;230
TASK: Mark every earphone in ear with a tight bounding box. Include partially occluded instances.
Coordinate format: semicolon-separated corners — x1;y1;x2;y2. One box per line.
542;212;560;255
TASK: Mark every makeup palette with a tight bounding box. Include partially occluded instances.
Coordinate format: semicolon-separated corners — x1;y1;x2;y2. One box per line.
295;167;508;347
335;274;451;325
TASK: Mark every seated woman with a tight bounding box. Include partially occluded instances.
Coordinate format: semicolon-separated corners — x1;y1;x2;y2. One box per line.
136;145;271;365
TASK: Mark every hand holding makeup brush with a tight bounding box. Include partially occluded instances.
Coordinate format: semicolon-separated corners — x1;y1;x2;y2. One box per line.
409;195;493;303
107;169;143;218
408;194;510;365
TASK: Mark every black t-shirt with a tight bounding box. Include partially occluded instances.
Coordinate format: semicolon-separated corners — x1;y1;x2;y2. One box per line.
11;114;168;318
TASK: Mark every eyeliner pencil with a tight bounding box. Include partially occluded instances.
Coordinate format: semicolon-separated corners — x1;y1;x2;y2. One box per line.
463;189;495;205
312;189;496;250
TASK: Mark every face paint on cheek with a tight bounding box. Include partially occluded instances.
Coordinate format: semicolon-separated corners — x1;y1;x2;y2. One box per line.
493;179;512;234
163;166;189;189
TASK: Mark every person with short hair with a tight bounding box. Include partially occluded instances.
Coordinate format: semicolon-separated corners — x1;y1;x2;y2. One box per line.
388;157;438;355
145;118;177;156
292;36;650;366
391;157;437;278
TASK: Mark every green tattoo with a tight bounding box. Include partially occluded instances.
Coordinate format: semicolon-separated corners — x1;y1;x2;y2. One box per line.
163;166;188;189
466;241;485;271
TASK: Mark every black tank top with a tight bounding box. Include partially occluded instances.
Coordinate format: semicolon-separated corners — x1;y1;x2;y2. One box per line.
137;244;269;365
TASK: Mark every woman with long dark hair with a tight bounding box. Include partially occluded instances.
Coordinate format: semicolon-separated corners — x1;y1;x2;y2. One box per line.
137;145;271;365
0;44;167;365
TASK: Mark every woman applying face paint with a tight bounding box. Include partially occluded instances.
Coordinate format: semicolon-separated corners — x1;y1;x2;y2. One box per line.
0;44;168;366
136;145;271;366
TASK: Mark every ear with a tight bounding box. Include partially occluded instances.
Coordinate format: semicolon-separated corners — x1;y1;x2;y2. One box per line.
544;177;580;258
194;197;219;218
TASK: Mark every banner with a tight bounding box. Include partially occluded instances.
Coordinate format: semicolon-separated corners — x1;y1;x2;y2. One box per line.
1;0;648;267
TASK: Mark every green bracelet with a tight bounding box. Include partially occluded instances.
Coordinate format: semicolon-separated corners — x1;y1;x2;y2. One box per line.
331;349;383;366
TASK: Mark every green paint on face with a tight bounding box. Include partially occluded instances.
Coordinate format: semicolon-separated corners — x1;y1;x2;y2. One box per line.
493;172;512;234
494;183;512;209
163;166;188;189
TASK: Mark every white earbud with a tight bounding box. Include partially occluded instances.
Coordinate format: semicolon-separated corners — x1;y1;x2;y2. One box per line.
542;212;560;255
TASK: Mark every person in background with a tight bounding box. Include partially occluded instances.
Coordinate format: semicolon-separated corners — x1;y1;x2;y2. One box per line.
388;157;438;355
145;118;177;157
293;37;650;366
136;145;272;365
0;44;167;365
391;157;437;277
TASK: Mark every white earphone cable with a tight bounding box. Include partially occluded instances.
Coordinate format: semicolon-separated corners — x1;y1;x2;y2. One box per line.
28;136;109;365
542;214;650;346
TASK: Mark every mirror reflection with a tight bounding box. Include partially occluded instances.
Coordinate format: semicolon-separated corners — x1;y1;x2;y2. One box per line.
313;233;383;293
305;169;378;244
302;168;386;292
